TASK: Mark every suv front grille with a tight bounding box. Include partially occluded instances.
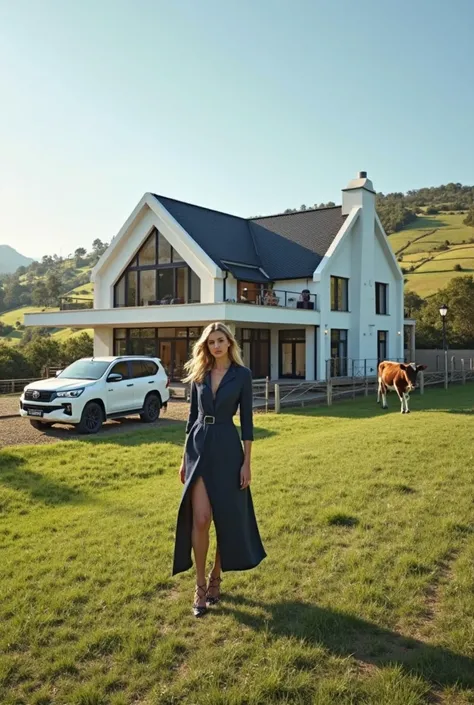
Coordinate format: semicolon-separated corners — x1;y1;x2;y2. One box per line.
25;390;55;402
22;403;64;413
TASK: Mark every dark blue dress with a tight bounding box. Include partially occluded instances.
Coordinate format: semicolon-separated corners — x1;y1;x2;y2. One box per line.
172;364;267;575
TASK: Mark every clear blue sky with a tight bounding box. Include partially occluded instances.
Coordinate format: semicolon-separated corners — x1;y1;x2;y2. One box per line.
1;0;473;259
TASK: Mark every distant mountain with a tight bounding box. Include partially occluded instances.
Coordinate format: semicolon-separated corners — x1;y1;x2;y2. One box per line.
0;245;35;274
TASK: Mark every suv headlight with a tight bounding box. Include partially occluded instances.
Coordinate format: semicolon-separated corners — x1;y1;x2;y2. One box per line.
56;388;85;398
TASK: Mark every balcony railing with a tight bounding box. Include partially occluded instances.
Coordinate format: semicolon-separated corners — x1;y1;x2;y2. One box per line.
231;288;317;310
59;296;93;311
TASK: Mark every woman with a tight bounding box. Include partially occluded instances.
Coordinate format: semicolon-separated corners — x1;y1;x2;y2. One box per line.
172;322;266;617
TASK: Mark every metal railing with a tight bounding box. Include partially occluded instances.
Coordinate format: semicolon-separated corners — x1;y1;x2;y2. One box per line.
325;358;405;379
232;288;317;310
59;296;93;311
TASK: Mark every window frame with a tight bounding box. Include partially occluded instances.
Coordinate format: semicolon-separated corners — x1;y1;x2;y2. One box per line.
375;282;388;315
113;228;201;307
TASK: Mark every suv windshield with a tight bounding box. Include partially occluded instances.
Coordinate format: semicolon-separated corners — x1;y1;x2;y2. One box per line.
57;360;111;380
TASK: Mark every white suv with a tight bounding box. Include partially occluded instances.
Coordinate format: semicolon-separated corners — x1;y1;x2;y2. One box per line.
19;356;170;434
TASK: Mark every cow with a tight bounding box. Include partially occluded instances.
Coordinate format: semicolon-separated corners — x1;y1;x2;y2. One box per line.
377;361;427;414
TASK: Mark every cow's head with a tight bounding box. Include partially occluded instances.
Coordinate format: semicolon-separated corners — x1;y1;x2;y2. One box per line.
400;363;427;390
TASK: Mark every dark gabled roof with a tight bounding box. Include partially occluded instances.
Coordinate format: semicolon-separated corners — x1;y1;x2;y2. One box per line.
155;195;259;267
153;194;346;280
251;208;346;277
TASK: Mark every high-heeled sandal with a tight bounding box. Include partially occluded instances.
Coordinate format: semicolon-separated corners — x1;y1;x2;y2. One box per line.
193;584;208;618
206;573;222;606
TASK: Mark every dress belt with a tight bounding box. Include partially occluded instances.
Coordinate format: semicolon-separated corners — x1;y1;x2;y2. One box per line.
197;414;230;425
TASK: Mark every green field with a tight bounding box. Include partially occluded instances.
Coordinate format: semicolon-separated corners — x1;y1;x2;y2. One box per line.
389;213;474;297
1;387;474;704
0;306;92;346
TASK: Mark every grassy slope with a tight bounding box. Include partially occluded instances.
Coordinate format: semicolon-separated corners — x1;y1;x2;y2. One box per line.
1;387;474;704
388;213;474;297
0;306;93;346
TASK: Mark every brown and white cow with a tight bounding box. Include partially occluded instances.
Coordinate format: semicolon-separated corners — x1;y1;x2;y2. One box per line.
377;361;427;413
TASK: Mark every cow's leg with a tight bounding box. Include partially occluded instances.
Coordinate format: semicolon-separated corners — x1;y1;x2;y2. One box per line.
377;378;381;403
381;383;388;409
394;384;405;413
403;392;410;413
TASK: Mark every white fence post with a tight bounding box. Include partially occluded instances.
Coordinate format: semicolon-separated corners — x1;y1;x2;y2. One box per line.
461;359;466;385
274;384;280;414
419;370;424;395
364;378;369;396
450;355;455;383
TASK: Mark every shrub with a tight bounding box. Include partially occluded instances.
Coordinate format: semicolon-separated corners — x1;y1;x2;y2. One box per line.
454;264;463;271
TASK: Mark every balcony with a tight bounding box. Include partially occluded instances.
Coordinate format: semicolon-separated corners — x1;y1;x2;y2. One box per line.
59;296;93;311
231;287;317;310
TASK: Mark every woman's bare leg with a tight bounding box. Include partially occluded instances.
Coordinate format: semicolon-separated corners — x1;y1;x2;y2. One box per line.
191;477;212;606
207;546;222;601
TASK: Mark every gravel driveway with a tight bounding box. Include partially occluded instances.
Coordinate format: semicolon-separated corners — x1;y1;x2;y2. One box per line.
0;397;190;448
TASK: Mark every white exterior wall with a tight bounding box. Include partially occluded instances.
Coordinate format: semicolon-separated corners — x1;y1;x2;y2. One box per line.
94;327;113;356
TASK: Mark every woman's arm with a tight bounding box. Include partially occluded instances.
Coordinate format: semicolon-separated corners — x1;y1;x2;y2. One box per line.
180;382;198;482
239;369;254;489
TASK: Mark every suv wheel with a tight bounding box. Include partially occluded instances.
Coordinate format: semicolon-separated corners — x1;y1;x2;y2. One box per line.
140;393;161;423
76;401;103;434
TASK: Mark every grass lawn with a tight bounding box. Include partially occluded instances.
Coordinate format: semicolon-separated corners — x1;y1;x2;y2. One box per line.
1;387;474;704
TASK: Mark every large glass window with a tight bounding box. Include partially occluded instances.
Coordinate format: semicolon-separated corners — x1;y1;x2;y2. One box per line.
139;233;156;266
127;271;138;307
113;228;201;307
158;232;172;264
140;269;156;305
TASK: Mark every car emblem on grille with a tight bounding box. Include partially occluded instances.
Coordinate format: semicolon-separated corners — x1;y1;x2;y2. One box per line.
32;391;40;400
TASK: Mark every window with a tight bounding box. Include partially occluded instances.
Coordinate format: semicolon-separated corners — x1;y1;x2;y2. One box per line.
127;271;137;306
139;269;156;305
330;276;349;311
131;360;158;378
113;228;201;307
377;331;388;362
109;361;129;379
330;329;348;376
139;233;156;266
376;282;388;315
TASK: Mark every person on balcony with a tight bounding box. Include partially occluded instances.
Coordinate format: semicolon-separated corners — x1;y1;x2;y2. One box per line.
173;322;267;617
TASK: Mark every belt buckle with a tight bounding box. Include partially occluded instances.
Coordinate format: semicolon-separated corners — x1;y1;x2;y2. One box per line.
204;415;215;425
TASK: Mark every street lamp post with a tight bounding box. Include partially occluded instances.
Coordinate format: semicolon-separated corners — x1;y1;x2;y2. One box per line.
439;303;448;389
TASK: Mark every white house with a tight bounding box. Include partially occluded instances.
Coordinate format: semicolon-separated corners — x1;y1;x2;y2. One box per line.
25;172;415;381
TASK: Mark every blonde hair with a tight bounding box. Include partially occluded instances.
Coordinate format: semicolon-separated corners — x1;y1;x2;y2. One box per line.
182;322;244;383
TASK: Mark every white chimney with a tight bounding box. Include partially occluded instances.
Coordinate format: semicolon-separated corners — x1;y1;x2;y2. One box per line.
341;171;375;216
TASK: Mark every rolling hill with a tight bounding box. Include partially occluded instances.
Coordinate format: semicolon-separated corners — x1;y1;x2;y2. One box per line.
387;212;474;298
0;245;35;274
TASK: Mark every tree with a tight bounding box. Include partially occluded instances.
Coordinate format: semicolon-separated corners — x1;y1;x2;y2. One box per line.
0;342;35;379
32;281;49;307
464;208;474;227
92;239;108;256
404;290;424;317
23;337;61;375
75;247;87;258
416;276;474;348
45;273;61;306
60;332;93;365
